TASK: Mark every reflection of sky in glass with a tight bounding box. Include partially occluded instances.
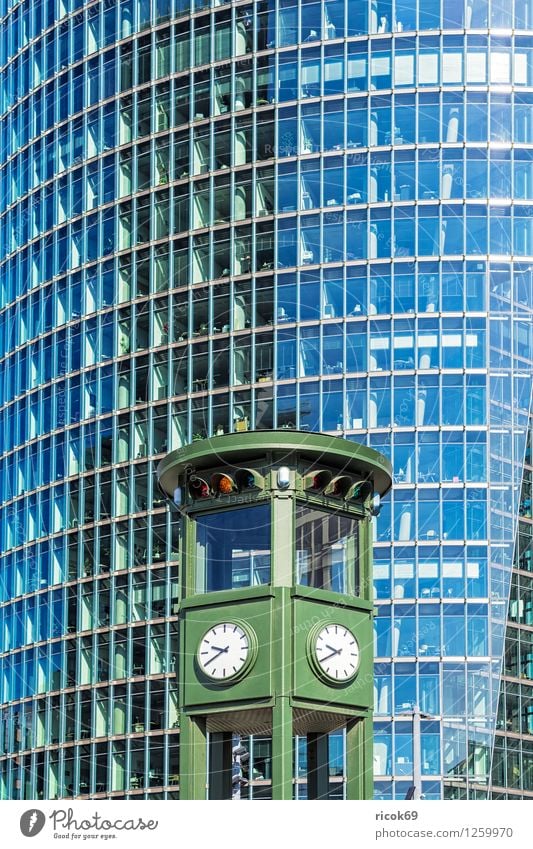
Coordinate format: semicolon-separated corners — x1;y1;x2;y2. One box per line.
196;504;271;592
296;506;358;594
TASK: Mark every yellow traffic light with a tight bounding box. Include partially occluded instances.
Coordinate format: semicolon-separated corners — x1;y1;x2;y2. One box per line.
210;472;237;495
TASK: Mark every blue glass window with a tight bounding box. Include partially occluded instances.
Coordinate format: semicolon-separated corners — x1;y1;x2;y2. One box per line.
195;504;271;593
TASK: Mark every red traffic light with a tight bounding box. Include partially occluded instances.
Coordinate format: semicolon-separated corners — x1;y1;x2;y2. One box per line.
302;470;332;493
188;476;210;499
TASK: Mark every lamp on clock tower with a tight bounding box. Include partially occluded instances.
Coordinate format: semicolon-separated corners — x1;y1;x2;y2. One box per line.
157;431;392;800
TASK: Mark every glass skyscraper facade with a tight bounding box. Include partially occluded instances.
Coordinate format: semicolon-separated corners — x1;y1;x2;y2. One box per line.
0;0;532;800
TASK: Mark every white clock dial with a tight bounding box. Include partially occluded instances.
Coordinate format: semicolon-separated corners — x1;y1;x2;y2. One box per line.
197;622;251;681
313;624;360;682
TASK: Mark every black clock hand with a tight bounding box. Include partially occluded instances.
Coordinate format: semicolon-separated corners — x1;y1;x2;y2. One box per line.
321;646;342;662
204;646;229;666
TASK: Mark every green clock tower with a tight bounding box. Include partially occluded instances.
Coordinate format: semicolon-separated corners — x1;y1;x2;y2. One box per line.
157;431;392;800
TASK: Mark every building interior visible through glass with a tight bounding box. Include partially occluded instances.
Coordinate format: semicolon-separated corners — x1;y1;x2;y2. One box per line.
194;503;359;594
296;507;359;594
195;504;271;591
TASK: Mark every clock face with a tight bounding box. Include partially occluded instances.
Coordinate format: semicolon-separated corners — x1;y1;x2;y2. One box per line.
312;624;360;683
197;622;253;682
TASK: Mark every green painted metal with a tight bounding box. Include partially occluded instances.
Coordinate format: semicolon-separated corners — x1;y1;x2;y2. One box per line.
157;429;392;502
270;586;294;800
292;598;373;710
208;733;233;800
271;697;293;800
179;714;207;800
346;716;373;801
180;596;274;709
358;517;373;603
160;432;391;800
272;492;293;587
307;732;330;800
183;513;196;599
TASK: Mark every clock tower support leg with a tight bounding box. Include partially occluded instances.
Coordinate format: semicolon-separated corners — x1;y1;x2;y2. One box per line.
208;732;233;799
271;697;293;800
346;717;373;800
307;731;329;799
179;713;207;800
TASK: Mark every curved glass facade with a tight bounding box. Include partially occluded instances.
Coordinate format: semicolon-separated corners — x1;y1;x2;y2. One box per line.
0;0;532;799
490;425;533;798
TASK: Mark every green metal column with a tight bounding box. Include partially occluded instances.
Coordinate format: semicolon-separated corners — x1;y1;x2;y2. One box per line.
271;491;294;587
271;583;293;800
271;697;293;800
271;493;294;801
358;518;372;602
179;713;207;800
208;732;233;799
346;716;373;800
307;732;330;800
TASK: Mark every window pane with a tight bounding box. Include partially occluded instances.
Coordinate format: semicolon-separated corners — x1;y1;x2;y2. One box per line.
195;504;271;592
295;505;358;594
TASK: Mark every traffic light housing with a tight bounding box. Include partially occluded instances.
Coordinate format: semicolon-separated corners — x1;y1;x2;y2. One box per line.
188;476;211;500
234;468;264;492
302;469;374;506
211;472;237;495
187;468;265;500
302;470;332;493
324;475;354;499
349;478;373;503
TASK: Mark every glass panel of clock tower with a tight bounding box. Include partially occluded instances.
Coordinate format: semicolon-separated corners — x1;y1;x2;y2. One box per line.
295;507;358;594
195;505;271;593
